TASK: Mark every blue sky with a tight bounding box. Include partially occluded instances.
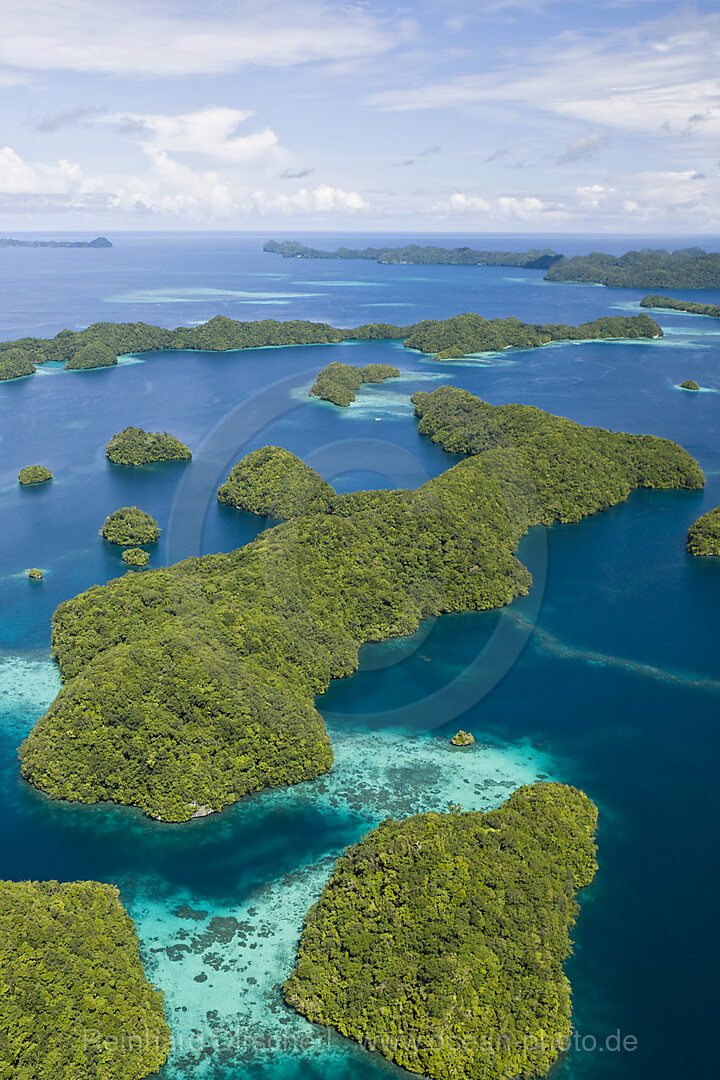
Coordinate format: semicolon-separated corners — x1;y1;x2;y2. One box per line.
0;0;718;233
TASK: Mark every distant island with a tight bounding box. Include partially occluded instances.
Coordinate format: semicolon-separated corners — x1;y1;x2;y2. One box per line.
0;879;169;1079
266;241;720;288
680;380;700;391
285;782;598;1080
310;360;400;405
20;386;702;822
687;506;720;556
107;426;192;466
641;295;720;318
0;311;663;381
544;249;720;288
18;465;52;485
0;236;112;248
218;446;334;518
264;239;564;269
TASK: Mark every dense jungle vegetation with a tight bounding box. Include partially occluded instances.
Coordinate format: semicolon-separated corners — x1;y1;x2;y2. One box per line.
218;446;335;518
19;389;702;821
18;465;52;485
641;295;720;317
0;879;170;1080
107;427;192;466
687;506;720;556
544;248;720;288
284;782;598;1080
101;507;160;546
309;361;401;405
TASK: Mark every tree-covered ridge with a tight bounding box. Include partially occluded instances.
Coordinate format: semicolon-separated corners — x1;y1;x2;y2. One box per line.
18;465;52;485
264;239;563;268
20;390;702;822
412;386;703;525
107;427;192;466
101;507;160;546
403;312;662;360
218;446;335;518
0;879;169;1080
545;248;720;288
0;311;664;382
641;295;720;318
687;506;720;556
310;361;401;406
284;782;598;1080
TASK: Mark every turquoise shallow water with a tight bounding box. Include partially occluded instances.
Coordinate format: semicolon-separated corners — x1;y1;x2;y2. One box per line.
1;232;719;1079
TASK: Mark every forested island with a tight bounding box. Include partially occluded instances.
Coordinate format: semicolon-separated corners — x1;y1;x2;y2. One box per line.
101;507;160;546
641;295;720;318
0;311;663;381
20;387;702;821
687;506;720;556
285;782;598;1080
544;248;720;288
122;548;151;567
107;427;192;466
0;236;112;248
310;361;400;405
264;240;564;269
18;465;52;485
218;446;334;518
680;380;700;391
0;879;169;1079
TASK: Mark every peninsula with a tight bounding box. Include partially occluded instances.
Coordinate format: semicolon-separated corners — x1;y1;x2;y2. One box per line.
264;239;564;269
310;360;400;405
0;879;169;1079
0;236;112;248
641;295;720;318
20;387;702;822
218;446;334;518
0;311;662;381
285;782;598;1080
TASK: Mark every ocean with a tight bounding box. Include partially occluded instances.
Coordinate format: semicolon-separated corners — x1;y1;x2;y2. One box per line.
1;231;719;1079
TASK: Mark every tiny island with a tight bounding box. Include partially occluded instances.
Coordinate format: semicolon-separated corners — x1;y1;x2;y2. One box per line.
450;730;475;746
687;506;720;556
218;446;334;518
107;426;192;466
18;465;52;485
0;879;169;1079
310;361;400;405
27;568;43;580
284;782;598;1080
680;380;700;391
19;386;703;822
122;547;151;567
101;507;160;546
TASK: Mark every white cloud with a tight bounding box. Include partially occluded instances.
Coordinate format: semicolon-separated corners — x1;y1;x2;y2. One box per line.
433;191;563;220
0;0;409;77
433;193;491;213
0;146;89;193
102;107;281;165
366;11;720;138
251;185;368;214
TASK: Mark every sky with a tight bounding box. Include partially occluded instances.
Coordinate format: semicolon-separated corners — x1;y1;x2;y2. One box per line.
0;0;718;234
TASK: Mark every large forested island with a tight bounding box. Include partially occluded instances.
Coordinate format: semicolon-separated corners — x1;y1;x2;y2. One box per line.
544;248;720;288
285;782;598;1080
0;311;662;381
264;239;564;269
687;506;720;556
0;236;112;248
310;361;400;405
641;295;720;318
19;386;702;821
218;446;334;518
0;879;169;1079
107;427;192;466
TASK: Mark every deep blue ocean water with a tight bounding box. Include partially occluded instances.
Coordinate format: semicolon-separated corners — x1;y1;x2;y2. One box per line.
1;232;719;1079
